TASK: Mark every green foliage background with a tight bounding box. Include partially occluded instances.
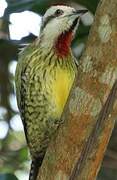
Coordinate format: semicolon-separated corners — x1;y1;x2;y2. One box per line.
0;0;117;179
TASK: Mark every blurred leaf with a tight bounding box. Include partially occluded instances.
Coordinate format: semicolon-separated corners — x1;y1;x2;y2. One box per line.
73;24;90;46
19;147;28;162
5;0;99;15
31;0;99;14
74;0;99;13
98;167;117;180
0;173;18;180
76;24;90;39
0;39;18;59
6;0;35;14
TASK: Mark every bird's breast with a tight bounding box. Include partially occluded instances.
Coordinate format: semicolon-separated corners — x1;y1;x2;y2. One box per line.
51;68;75;119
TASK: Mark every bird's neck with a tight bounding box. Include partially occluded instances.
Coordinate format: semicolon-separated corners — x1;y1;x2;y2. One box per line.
55;31;73;58
39;31;73;58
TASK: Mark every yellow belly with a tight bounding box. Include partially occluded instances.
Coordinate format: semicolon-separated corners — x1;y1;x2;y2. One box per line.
52;68;75;119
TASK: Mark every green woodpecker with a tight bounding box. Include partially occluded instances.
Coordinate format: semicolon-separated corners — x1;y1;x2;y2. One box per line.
15;5;88;180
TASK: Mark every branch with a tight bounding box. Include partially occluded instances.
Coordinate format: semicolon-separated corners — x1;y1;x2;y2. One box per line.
70;79;117;179
37;0;117;179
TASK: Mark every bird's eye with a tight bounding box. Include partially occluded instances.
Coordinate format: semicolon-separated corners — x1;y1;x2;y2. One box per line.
55;9;64;16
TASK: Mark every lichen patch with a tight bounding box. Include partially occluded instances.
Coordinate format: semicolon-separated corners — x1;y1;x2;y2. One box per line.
98;14;112;42
81;55;93;73
69;87;102;117
99;65;117;87
55;170;69;180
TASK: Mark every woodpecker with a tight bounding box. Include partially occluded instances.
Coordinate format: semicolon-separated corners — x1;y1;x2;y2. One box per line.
15;5;88;180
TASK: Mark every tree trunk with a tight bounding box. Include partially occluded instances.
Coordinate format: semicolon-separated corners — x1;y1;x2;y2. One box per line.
37;0;117;179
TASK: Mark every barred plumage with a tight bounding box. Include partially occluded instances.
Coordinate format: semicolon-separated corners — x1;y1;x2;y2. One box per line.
16;43;76;155
15;5;87;180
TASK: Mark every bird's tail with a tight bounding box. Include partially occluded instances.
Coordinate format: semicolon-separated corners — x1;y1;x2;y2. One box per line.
29;156;44;180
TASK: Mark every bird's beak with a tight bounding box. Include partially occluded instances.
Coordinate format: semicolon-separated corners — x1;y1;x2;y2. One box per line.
63;9;88;31
67;9;88;19
74;9;88;16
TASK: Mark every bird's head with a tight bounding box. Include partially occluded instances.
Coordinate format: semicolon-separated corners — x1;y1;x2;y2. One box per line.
40;5;88;57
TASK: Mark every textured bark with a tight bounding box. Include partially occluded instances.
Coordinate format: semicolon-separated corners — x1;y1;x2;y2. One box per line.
37;0;117;179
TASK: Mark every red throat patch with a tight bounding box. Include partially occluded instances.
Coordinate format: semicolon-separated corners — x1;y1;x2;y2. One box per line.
55;31;73;58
